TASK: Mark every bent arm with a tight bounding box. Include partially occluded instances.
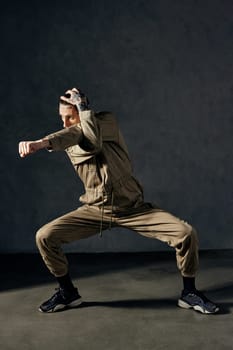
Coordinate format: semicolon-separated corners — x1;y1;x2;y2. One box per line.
18;126;83;158
47;110;101;152
18;110;102;158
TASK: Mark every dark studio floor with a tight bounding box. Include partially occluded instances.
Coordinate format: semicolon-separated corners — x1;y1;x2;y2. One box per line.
0;250;232;350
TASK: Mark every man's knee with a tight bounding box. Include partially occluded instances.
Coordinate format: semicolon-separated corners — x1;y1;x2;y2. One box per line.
178;222;198;245
35;223;54;248
190;226;199;243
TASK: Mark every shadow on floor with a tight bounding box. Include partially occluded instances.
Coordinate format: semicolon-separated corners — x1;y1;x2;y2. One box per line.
0;251;176;291
1;250;233;298
53;298;232;315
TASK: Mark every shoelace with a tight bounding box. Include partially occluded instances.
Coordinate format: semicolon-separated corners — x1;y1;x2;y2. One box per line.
186;290;212;304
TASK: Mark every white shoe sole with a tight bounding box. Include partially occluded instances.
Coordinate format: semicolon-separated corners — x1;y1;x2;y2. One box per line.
178;299;219;314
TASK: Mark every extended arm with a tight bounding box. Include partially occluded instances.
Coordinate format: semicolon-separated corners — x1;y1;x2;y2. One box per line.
18;110;101;158
18;88;101;158
18;138;51;158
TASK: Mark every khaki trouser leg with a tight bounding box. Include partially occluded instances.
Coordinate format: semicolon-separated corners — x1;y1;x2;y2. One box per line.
116;208;199;277
36;205;110;277
36;205;199;278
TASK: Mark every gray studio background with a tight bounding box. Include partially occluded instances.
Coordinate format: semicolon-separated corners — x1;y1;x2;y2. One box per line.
0;0;232;253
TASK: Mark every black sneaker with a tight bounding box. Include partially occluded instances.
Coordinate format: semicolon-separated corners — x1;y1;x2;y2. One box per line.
39;287;82;313
178;289;219;314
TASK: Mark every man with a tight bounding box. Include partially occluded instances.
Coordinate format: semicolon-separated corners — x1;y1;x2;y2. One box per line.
18;87;219;314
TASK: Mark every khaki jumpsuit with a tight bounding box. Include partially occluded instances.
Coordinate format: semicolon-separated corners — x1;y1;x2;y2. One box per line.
36;110;199;278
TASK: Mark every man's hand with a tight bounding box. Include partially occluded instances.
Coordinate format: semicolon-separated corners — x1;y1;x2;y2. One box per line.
18;139;50;158
60;87;90;112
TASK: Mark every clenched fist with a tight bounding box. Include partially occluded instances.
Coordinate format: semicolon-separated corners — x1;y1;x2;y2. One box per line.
60;87;89;112
18;139;50;158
